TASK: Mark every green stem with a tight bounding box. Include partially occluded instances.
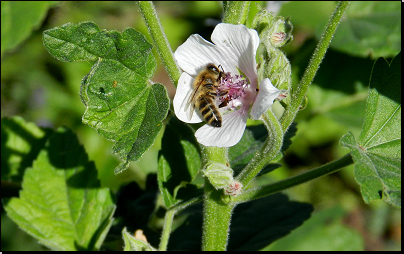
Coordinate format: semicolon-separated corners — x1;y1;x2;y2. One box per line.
280;1;350;132
169;195;204;212
158;209;175;251
201;146;233;250
159;195;204;250
222;1;250;25
138;1;181;86
228;153;353;204
201;146;228;164
235;110;283;188
200;1;252;249
202;180;235;251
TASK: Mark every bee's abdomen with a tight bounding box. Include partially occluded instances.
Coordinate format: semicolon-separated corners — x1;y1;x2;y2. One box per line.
197;97;222;127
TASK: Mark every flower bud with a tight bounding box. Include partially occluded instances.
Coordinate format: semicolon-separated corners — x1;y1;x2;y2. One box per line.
224;180;243;196
252;8;293;48
267;47;292;92
252;8;293;107
203;162;234;190
269;17;293;48
270;32;286;47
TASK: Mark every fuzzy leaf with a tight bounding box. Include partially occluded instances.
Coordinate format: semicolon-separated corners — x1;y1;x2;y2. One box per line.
1;116;52;183
341;52;401;207
4;128;116;250
157;117;201;207
43;22;169;173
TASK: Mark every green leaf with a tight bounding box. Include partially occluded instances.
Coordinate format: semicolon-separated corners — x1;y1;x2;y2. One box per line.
43;22;156;76
43;22;170;173
157;117;201;207
122;227;157;251
1;1;58;56
341;52;401;208
1;116;52;183
3;127;116;250
328;1;401;58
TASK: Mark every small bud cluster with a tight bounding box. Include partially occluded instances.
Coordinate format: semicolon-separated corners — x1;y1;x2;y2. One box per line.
224;181;243;196
203;162;234;190
252;8;293;105
203;162;243;196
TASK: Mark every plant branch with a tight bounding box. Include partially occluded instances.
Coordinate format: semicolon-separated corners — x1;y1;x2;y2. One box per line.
201;146;234;250
158;209;175;251
222;1;250;25
235;110;283;188
158;195;204;250
138;1;181;86
228;153;354;204
202;180;235;251
280;1;350;132
168;195;204;212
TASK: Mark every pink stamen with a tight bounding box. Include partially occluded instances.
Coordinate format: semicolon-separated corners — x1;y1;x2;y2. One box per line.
218;72;249;108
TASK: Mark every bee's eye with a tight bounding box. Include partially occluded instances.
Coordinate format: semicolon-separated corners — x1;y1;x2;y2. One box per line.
206;64;219;73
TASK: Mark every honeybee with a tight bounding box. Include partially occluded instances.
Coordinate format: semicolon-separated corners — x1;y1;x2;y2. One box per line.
185;63;228;127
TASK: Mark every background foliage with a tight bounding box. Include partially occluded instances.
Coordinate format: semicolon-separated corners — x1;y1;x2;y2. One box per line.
1;1;401;251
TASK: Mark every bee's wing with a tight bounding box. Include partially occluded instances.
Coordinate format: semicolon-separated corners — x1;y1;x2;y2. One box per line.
184;79;204;121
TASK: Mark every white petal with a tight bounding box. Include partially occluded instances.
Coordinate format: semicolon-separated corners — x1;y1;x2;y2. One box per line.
195;112;248;147
211;23;260;87
173;73;204;123
251;78;281;120
174;34;230;76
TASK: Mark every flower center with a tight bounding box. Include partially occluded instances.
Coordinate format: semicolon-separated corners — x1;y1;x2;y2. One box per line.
217;72;251;114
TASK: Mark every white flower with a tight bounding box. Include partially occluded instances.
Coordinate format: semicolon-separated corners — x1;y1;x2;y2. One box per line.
174;23;281;147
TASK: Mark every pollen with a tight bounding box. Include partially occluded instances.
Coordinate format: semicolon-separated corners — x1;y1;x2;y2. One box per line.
217;72;249;111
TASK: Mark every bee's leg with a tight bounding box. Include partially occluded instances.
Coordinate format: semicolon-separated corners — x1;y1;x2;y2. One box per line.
219;99;230;108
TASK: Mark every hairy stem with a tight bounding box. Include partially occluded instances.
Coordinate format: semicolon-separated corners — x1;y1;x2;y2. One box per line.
158;209;175;251
200;146;234;250
222;1;250;25
280;1;350;131
138;1;181;86
229;153;353;204
236;110;283;188
202;181;235;251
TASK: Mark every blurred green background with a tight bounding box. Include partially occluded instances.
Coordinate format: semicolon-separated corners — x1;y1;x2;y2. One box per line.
1;1;400;251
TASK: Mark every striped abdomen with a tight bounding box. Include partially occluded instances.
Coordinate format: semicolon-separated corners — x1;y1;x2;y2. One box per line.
196;95;222;127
